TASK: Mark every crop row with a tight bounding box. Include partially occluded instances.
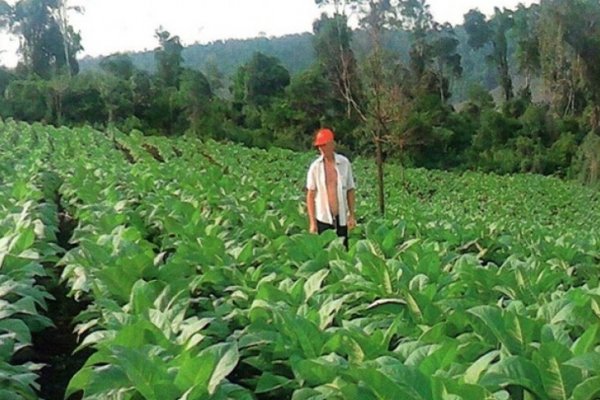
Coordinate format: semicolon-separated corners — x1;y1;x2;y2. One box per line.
0;123;66;399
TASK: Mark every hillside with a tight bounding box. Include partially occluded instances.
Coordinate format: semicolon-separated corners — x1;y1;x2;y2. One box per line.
78;28;510;102
79;33;317;78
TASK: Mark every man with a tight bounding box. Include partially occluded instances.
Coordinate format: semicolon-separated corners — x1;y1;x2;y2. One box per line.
306;128;356;248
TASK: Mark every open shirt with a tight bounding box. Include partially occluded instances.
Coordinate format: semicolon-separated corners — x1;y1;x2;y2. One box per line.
306;153;355;226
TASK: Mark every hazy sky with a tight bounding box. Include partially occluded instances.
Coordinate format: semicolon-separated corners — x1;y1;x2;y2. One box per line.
0;0;538;68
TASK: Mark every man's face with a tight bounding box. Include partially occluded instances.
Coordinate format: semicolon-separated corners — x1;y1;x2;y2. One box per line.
318;140;335;156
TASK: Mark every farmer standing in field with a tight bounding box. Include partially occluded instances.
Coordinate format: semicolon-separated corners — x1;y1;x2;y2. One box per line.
306;128;356;248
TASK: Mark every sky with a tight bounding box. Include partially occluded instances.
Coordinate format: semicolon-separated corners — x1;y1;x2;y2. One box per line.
0;0;538;68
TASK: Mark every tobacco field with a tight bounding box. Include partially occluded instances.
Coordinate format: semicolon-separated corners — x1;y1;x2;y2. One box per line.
1;119;600;400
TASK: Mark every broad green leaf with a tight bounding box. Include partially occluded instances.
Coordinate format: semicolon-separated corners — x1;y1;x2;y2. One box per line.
233;241;254;264
318;296;345;330
571;377;600;400
95;265;141;304
532;343;581;400
255;372;292;393
440;378;497;400
417;342;458;376
0;333;15;359
323;331;365;364
572;324;600;356
291;354;346;386
464;350;500;384
366;298;407;315
371;356;433;399
565;352;600;373
9;228;35;254
304;270;329;302
276;311;322;359
348;367;425;400
479;356;545;398
0;319;31;345
129;279;163;315
66;364;131;398
0;389;22;400
111;346;176;400
468;306;532;354
175;342;239;395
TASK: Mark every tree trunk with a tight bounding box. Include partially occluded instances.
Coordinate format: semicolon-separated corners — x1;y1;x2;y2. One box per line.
55;93;63;126
438;61;446;103
57;3;72;77
375;135;385;216
439;74;445;103
108;108;114;125
500;62;513;102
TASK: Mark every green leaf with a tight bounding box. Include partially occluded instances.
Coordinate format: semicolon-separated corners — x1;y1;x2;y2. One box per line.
66;364;131;398
0;333;15;359
417;342;459;376
276;311;322;359
291;354;346;386
233;241;254;264
129;279;163;315
112;319;170;349
532;343;581;400
349;367;425;400
572;324;600;356
323;331;365;363
371;356;433;399
304;270;329;302
291;388;327;400
95;265;141;304
0;389;23;400
255;372;292;393
571;377;600;400
9;228;35;254
479;356;545;398
318;296;345;330
565;352;600;373
206;342;239;394
175;342;239;395
464;350;500;384
440;379;497;400
357;252;392;295
111;346;177;400
469;306;534;354
366;298;407;315
0;319;31;345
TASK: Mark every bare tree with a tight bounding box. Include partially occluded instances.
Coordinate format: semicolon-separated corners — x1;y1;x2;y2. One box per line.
316;0;414;215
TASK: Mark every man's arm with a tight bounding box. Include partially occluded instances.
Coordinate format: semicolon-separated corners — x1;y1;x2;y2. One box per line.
346;188;356;230
307;189;317;233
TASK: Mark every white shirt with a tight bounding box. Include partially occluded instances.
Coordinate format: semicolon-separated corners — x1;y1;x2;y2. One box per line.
306;153;355;226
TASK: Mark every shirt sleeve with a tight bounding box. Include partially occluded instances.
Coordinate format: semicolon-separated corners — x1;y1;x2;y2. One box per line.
306;163;317;191
346;161;356;190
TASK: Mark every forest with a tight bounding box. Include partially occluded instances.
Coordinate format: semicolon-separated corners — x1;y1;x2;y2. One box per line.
0;0;599;183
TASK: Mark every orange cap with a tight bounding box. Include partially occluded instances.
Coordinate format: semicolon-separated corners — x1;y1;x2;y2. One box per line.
314;128;334;146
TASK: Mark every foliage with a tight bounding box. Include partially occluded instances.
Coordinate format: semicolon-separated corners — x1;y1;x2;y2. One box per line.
463;8;514;102
154;28;184;88
2;120;600;399
574;132;600;185
232;52;290;109
1;0;600;182
0;0;81;77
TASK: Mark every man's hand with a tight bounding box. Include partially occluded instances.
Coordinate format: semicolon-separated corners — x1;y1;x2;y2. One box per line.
347;215;356;231
309;221;318;234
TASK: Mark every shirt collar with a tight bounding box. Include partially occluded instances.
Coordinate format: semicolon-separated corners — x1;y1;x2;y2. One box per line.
317;153;341;164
